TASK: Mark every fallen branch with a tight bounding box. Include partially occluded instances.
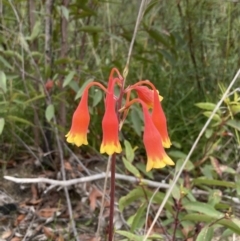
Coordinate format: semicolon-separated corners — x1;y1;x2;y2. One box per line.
4;173;240;206
4;172;168;188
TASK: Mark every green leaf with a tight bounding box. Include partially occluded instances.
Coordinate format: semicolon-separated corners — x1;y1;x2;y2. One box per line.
168;150;187;159
193;178;235;188
119;187;173;213
175;158;194;172
124;140;134;163
183;201;223;218
92;90;102;107
29;21;41;41
172;141;182;149
221;229;234;239
18;33;29;51
135;163;153;179
24;94;45;104
130;107;142;136
226;119;240;132
0;56;13;69
116;230;163;241
68;81;79;94
116;230;142;241
79;26;102;33
146;234;164;240
0;118;5;135
7;115;33;126
232;218;240;231
236;179;240;197
205;129;213;139
122;157;141;178
144;0;159;16
203;111;221;122
55;57;73;65
3;50;23;62
75;79;94;100
0;71;7;93
45;104;55;122
63;71;76;88
61;5;69;20
119;187;143;212
208;190;222;206
159;49;175;65
196;226;214;241
30;51;43;59
170;180;181;200
146;28;171;48
230;104;240;115
92;32;99;48
130;202;147;232
182;214;240;234
201;165;213;179
136;162;154;180
195;102;217;111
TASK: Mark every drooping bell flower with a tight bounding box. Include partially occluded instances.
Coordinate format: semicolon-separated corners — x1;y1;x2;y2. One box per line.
152;90;172;148
100;93;122;155
133;85;163;109
66;89;90;146
142;105;174;172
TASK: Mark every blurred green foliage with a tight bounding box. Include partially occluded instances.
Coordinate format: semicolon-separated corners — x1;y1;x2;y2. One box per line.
0;0;239;151
1;0;240;239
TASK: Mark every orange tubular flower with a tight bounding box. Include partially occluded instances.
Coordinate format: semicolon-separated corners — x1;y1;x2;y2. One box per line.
142;105;174;172
66;89;90;147
152;90;172;148
100;93;122;155
133;86;163;109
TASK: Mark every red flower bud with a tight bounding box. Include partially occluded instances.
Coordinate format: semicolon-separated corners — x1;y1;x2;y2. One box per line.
66;89;90;146
100;93;122;155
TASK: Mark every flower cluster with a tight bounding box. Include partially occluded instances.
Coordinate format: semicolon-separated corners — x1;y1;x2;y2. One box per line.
66;68;174;172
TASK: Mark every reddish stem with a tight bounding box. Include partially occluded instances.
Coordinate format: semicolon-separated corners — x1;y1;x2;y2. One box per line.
108;153;116;241
108;72;124;241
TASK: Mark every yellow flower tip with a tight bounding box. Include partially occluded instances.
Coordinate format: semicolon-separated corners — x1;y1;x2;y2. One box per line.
162;138;172;148
146;154;174;172
65;132;88;147
163;155;175;166
100;142;122;155
146;157;166;172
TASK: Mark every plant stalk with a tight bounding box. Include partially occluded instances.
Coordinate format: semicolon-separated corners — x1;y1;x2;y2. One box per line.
108;153;116;241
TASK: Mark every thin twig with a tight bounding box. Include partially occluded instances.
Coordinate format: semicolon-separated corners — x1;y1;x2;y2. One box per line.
54;125;80;241
143;68;240;240
11;131;41;162
106;1;114;60
59;0;70;132
123;0;147;82
96;156;111;238
45;1;79;239
172;199;182;241
62;141;91;175
144;182;171;241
